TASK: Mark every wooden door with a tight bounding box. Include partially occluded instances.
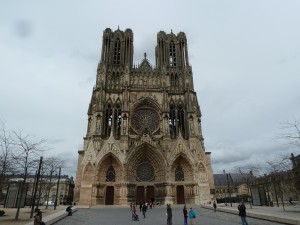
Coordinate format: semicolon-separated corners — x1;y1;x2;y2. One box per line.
146;186;155;203
176;185;185;204
105;186;114;205
136;186;145;204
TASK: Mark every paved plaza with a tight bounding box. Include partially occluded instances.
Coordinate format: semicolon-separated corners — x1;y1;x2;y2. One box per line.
53;205;286;225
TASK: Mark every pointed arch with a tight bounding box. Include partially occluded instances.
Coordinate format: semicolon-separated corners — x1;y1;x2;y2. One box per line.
170;154;193;182
126;143;166;182
83;162;94;181
96;153;123;183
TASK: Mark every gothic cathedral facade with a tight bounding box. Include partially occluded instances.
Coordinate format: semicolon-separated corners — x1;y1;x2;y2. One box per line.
74;28;215;205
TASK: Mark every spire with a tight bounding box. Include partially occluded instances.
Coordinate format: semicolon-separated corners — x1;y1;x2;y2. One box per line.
144;52;147;59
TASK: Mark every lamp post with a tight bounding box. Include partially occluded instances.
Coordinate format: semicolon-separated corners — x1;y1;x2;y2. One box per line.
223;170;227;206
223;170;232;207
54;167;61;210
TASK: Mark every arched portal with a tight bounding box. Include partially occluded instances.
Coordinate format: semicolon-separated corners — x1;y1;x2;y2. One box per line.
171;154;193;204
95;153;123;205
126;143;166;202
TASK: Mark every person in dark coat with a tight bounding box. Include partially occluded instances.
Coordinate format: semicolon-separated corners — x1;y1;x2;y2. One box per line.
183;205;188;225
238;201;248;225
142;203;147;218
66;206;73;216
167;204;172;225
213;201;217;213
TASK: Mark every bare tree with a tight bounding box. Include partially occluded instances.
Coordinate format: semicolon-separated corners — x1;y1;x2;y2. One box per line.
0;120;14;203
279;120;300;146
12;130;47;220
266;154;294;210
234;164;260;208
40;157;64;209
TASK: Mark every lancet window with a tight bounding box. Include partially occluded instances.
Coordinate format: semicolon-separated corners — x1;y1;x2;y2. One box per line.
113;38;121;65
169;101;188;139
113;101;122;139
169;102;176;139
169;41;176;67
103;100;122;139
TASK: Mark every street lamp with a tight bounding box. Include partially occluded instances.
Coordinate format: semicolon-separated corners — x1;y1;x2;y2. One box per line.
223;170;232;207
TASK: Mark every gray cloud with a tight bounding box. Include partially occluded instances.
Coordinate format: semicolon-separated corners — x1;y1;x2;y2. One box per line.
1;0;300;178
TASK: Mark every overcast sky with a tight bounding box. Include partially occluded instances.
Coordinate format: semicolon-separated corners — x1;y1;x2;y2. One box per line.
1;0;300;178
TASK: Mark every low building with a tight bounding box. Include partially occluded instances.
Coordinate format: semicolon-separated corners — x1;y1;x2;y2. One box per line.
3;175;74;208
214;173;248;204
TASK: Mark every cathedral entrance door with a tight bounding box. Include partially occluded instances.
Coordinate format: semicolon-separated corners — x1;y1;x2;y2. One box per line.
105;186;114;205
136;186;145;203
176;185;185;204
146;186;155;203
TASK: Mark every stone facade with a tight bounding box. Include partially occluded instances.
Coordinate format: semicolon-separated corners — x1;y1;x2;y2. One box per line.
74;28;215;206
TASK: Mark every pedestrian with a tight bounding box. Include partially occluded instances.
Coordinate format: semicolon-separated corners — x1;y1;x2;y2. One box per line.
34;210;45;225
131;203;138;221
238;201;248;225
167;204;172;225
142;203;147;218
188;208;196;225
213;200;217;213
139;203;143;212
183;205;188;225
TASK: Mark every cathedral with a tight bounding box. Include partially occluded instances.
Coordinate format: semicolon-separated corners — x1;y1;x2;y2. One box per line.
74;28;215;206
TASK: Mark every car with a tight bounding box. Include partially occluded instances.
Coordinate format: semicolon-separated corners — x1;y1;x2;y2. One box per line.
43;201;55;206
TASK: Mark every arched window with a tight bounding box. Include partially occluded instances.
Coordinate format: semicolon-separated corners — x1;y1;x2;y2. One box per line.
175;166;184;181
113;38;121;65
169;102;176;139
106;166;116;182
178;103;186;138
114;101;122;139
103;102;113;138
169;41;176;67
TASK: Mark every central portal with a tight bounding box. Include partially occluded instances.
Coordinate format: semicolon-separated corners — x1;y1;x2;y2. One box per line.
136;185;155;204
146;186;154;203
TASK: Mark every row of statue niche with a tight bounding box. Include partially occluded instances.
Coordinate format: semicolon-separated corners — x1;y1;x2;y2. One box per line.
130;75;161;86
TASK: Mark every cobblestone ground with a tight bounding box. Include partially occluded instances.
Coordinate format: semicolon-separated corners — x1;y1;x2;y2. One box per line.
53;205;285;225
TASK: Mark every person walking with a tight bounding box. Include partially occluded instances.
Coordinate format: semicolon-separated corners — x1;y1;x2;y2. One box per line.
183;205;188;225
142;203;147;218
188;207;196;225
213;201;217;213
238;201;249;225
167;204;172;225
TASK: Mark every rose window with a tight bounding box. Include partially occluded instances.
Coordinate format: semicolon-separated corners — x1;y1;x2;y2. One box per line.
131;108;160;135
136;161;155;181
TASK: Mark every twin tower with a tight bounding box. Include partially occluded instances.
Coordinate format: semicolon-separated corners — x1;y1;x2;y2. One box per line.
74;28;215;205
